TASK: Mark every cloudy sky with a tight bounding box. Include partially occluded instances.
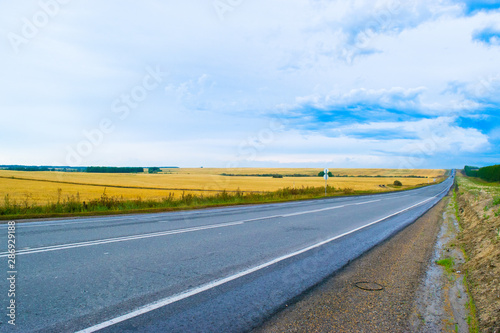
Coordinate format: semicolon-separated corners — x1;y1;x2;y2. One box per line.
1;0;499;169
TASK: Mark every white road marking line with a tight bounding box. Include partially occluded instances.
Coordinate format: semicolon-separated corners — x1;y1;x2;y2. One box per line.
0;216;140;229
75;188;448;333
282;199;380;217
282;205;345;217
0;221;243;257
0;200;383;256
0;214;288;257
354;199;381;205
0;189;423;229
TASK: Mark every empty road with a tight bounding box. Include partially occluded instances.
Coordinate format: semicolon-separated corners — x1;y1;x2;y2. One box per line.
0;174;454;332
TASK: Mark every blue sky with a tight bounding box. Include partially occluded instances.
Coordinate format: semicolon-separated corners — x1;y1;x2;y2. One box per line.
1;0;499;169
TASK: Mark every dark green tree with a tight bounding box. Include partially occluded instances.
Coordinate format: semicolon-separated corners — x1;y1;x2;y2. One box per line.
148;167;161;174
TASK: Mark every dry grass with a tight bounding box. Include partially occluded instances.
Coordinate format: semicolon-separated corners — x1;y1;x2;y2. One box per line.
456;173;500;332
0;168;446;206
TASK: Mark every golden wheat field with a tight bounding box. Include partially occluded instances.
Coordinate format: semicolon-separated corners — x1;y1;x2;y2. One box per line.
0;168;446;205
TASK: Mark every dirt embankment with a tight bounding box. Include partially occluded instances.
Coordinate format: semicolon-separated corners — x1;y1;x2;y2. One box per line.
457;189;500;332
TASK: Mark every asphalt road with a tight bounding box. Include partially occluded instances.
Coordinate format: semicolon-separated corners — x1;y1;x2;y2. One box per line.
0;174;454;332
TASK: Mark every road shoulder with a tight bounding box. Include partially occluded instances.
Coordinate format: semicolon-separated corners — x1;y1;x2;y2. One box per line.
254;193;453;332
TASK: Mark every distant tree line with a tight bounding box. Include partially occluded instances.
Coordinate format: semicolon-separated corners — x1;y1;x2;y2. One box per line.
0;165;164;174
220;173;312;177
4;166;51;171
477;164;500;182
328;174;427;178
219;172;428;178
0;165;86;172
148;167;161;174
464;165;479;177
464;164;500;182
86;167;144;173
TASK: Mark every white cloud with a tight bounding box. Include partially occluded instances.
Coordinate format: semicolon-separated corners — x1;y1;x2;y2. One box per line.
0;1;499;168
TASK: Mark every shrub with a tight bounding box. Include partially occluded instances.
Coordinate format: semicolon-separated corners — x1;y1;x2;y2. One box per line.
343;188;354;194
148;167;161;174
477;164;500;182
393;180;403;186
464;165;479;177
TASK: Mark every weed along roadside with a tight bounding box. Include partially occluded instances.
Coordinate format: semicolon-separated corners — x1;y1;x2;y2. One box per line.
411;191;471;332
454;173;500;333
0;183;432;221
412;172;500;333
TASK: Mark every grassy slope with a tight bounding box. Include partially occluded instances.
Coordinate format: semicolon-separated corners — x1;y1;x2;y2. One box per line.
456;173;500;332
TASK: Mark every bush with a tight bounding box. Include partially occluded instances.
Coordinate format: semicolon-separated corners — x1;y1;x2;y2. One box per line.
477;164;500;182
393;180;403;186
148;167;161;174
464;165;479;177
343;188;354;194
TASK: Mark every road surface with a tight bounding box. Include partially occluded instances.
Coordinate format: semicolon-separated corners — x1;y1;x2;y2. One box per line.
0;174;453;332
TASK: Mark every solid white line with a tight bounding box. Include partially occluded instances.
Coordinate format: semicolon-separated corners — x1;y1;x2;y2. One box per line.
282;205;345;217
0;190;418;229
354;199;381;205
0;216;141;229
0;199;383;257
0;214;288;257
75;188;447;333
282;199;380;217
0;221;243;257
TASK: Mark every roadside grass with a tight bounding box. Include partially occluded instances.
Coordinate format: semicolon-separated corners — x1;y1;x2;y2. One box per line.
453;179;477;332
454;173;499;332
435;257;455;278
463;272;479;333
453;187;461;226
0;184;422;220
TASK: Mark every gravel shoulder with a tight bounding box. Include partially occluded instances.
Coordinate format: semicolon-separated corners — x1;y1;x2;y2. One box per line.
254;193;452;332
